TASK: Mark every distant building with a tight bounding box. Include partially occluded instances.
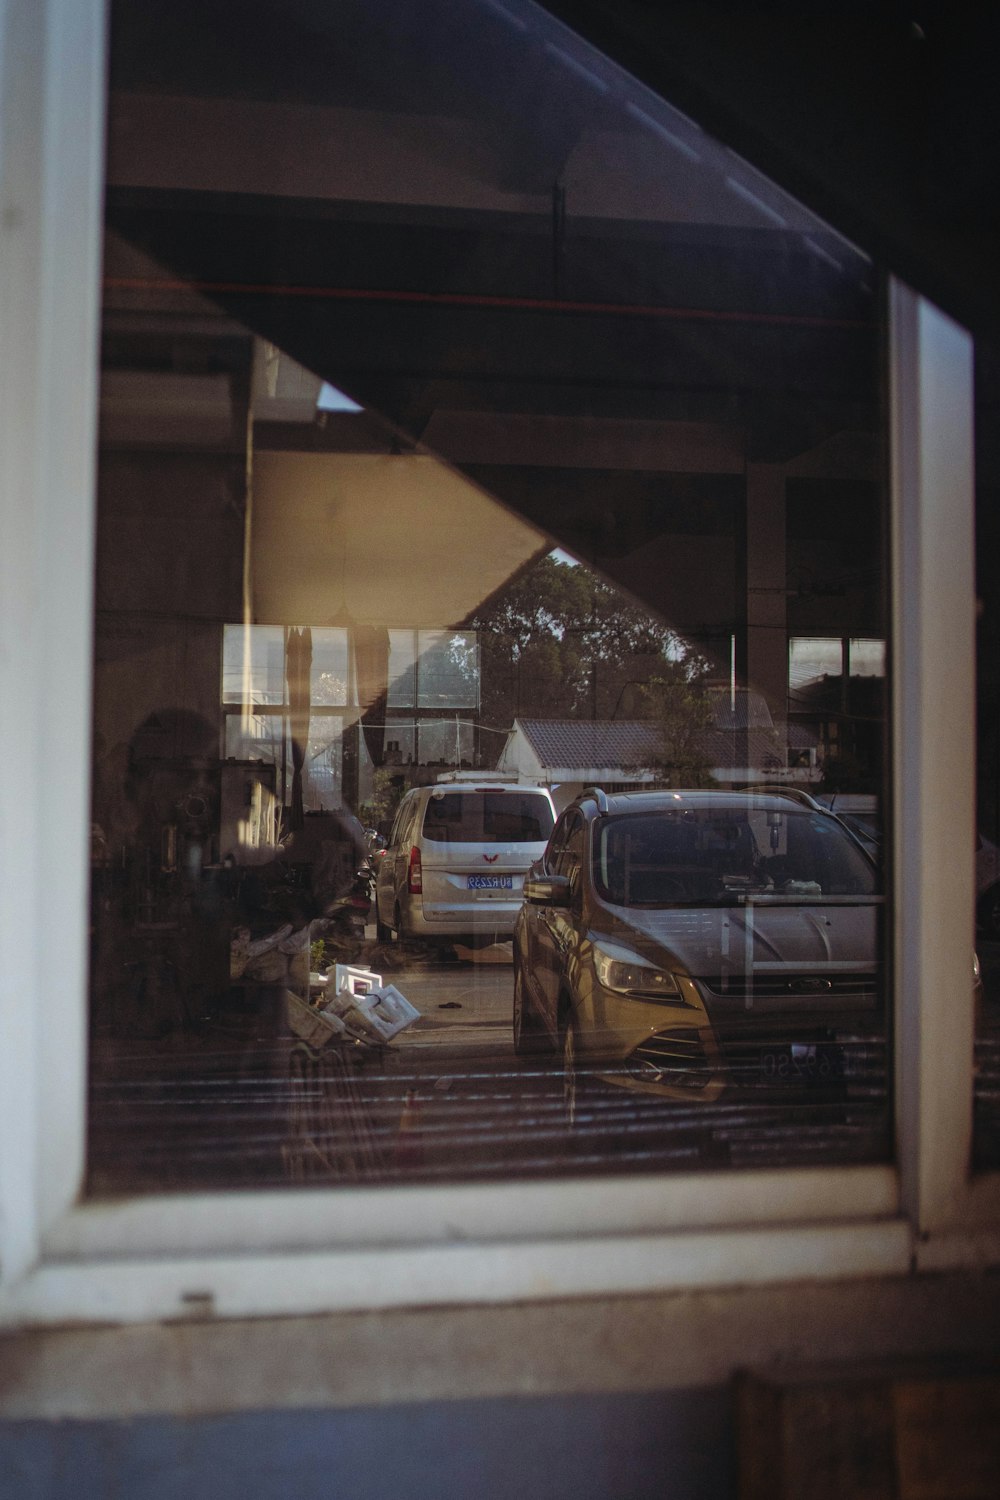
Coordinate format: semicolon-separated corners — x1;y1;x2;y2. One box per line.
498;689;819;807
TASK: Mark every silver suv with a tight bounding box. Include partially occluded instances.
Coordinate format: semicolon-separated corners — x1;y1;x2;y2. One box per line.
375;779;556;946
512;787;882;1116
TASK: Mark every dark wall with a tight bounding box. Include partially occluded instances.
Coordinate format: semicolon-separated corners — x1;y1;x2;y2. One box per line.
0;1390;732;1500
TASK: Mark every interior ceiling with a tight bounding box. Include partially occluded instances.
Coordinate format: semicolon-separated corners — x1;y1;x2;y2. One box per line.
101;0;891;635
107;0;999;345
104;0;881;461
108;0;610;194
104;191;876;455
542;0;1000;346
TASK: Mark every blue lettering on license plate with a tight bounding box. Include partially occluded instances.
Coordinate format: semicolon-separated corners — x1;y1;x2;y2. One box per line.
467;875;514;890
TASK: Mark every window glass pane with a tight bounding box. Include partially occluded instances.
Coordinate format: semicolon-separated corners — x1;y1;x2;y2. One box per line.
848;639;886;678
222;625;285;705
422;790;555;844
387;632;417;709
416;717;476;769
382;720;417;767
789;638;844;694
224;711;284;770
416;630;480;710
89;0;892;1194
311;629;350;706
289;719;345;813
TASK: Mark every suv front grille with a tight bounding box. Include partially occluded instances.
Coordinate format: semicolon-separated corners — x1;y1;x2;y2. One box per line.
701;973;879;1002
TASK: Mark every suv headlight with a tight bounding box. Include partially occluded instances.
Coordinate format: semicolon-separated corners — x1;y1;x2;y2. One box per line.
593;942;686;1002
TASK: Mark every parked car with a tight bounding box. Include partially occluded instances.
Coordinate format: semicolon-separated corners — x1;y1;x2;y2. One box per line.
375;779;556;946
512;787;883;1119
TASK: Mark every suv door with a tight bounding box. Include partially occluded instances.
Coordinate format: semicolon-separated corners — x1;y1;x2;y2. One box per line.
522;809;584;1036
376;794;420;931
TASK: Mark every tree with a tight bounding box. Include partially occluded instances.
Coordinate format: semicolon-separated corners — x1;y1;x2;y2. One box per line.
468;552;710;737
640;674;716;787
359;766;398;831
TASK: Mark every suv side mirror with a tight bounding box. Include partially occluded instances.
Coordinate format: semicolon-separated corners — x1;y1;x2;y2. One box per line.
524;872;572;906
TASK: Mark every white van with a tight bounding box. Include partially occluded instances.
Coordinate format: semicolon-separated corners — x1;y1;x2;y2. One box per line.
374;779;556;946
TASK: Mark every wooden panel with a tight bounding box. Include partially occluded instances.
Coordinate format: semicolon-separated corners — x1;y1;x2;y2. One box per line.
737;1365;1000;1500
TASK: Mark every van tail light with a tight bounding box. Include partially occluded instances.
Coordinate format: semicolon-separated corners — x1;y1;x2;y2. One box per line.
408;845;423;893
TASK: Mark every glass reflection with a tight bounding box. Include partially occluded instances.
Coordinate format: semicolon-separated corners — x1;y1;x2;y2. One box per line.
89;0;890;1192
975;336;1000;1167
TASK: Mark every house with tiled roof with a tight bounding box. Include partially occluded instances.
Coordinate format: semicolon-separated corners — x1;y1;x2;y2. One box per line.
497;690;819;806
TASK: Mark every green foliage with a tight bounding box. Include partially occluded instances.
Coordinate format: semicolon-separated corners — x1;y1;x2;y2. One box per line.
360;766;398;830
641;675;716;787
469;552;709;734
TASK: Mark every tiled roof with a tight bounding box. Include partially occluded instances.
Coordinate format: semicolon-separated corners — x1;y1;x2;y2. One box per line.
516;719;662;770
516;717;790;772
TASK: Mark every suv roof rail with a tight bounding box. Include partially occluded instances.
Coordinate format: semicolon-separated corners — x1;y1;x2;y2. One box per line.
433;769;522;783
580;786;610;813
745;783;823;809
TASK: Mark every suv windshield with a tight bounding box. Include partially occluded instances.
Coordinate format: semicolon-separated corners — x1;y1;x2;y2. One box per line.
592;807;878;906
422;790;555;844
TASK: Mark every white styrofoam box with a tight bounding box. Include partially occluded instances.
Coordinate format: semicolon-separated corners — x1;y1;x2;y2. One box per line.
347;983;420;1041
317;994;377;1044
333;963;382;997
287;989;348;1049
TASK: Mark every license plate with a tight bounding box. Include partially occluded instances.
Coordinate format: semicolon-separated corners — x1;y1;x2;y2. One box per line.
467;875;514;890
759;1044;843;1081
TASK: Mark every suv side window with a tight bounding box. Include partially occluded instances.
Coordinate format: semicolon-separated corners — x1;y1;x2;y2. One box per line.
544;810;574;873
558;813;586;904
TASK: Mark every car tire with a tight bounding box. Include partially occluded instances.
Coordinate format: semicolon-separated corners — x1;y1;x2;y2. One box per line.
512;958;550;1057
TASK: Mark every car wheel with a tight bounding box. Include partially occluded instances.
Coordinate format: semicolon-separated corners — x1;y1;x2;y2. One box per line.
512;958;549;1057
979;883;1000;940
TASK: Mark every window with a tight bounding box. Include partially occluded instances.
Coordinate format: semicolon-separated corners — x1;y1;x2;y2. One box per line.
0;0;994;1328
222;624;350;815
421;790;554;844
387;630;480;712
85;0;896;1193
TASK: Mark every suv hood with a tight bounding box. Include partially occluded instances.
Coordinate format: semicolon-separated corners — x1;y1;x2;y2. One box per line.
597;901;878;979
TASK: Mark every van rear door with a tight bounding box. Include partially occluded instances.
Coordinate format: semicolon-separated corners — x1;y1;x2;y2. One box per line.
419;788;555;918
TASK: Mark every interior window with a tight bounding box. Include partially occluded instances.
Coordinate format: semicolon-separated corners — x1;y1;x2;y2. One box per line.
88;0;891;1192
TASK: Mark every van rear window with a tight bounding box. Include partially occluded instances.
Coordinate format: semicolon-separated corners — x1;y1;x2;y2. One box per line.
422;791;554;844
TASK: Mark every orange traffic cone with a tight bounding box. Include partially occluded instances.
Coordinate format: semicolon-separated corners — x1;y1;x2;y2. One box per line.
395;1089;425;1169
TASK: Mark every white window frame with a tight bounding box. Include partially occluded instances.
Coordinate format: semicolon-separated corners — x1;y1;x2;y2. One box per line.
1;0;997;1330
